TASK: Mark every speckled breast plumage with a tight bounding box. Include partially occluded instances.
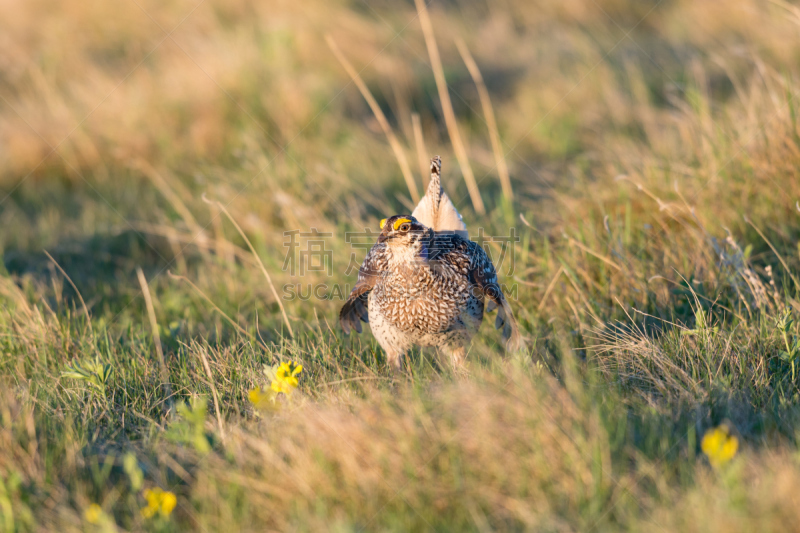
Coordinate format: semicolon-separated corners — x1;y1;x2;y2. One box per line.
366;233;487;349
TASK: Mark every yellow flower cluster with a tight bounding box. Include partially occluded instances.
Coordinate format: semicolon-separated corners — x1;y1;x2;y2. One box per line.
248;361;303;412
141;487;177;518
271;361;303;395
248;386;276;411
701;424;739;469
84;503;103;524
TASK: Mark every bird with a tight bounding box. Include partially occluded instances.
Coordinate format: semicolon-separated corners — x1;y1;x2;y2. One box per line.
339;156;520;370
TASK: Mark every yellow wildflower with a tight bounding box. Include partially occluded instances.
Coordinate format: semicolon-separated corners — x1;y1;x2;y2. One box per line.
701;424;739;469
270;361;302;395
141;487;177;518
248;387;264;405
248;386;278;411
84;503;103;524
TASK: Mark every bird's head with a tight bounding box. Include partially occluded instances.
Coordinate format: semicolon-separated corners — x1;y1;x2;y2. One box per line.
377;215;432;259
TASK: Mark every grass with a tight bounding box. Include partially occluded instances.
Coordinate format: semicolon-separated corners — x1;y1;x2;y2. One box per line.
2;0;800;530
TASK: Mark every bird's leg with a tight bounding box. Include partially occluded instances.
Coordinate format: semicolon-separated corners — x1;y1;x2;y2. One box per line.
386;349;405;372
443;345;467;369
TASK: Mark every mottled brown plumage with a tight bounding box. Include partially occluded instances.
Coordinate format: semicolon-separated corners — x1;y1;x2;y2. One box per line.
340;157;520;369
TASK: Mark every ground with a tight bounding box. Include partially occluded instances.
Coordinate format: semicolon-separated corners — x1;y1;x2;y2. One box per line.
2;0;800;531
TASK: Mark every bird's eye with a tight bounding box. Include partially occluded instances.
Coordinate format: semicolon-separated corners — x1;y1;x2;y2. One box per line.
398;223;411;232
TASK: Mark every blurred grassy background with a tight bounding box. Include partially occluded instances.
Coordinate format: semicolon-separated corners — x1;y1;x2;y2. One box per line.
3;0;800;530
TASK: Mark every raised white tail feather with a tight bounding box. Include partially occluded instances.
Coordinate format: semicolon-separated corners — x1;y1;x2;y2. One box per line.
412;155;468;237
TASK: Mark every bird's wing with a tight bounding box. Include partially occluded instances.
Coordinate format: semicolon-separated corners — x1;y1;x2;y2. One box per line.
339;243;387;334
465;240;521;352
412;156;468;237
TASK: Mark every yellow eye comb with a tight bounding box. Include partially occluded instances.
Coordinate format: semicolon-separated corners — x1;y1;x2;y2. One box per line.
392;217;411;230
379;217;411;230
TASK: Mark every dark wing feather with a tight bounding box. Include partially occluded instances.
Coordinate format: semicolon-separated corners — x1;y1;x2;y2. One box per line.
462;239;521;351
426;233;520;350
339;243;387;334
